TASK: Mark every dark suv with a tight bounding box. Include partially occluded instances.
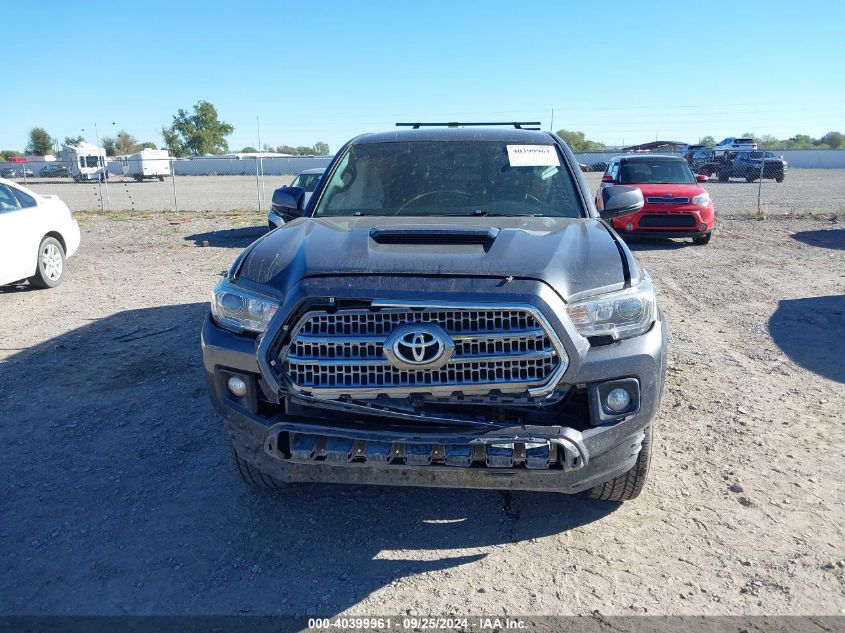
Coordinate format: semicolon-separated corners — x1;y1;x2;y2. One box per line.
202;124;667;502
731;151;787;182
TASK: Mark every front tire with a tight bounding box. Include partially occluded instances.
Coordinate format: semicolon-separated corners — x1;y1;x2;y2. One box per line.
693;232;712;245
226;432;287;490
587;422;652;501
28;237;65;289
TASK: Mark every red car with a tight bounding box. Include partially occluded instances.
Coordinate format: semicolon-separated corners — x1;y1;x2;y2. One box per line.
595;155;714;245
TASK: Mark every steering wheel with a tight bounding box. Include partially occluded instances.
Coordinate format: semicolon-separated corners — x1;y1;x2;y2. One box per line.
395;190;471;214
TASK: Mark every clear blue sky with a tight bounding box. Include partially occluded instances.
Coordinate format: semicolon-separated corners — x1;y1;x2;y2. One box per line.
2;0;843;153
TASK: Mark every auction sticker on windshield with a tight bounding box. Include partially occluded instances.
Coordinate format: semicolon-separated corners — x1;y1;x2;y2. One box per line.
506;145;560;167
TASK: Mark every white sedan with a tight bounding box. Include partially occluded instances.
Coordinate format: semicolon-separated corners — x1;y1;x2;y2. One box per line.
0;178;80;289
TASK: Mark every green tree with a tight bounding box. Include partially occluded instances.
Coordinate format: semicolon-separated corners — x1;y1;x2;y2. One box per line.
162;100;234;156
161;126;186;157
64;136;85;147
785;134;815;149
137;142;157;150
819;131;844;149
115;131;139;155
1;150;23;160
313;141;330;156
102;137;117;156
240;146;258;153
274;144;297;155
699;136;716;147
26;127;54;155
757;135;780;150
554;129;606;152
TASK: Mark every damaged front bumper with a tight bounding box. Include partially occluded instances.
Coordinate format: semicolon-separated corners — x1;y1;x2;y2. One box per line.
202;306;666;494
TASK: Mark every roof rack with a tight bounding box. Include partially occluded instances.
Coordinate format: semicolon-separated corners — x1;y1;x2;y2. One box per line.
395;122;543;130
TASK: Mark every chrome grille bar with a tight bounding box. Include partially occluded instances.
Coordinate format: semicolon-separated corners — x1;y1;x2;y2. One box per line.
279;304;567;400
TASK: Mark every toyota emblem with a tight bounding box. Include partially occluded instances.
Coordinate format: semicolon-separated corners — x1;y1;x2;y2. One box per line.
383;323;454;371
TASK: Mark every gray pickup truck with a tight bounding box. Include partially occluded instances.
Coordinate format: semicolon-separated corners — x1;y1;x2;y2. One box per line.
202;123;667;502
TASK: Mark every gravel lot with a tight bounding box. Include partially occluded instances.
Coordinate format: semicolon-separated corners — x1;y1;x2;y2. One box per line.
19;169;845;217
1;197;843;616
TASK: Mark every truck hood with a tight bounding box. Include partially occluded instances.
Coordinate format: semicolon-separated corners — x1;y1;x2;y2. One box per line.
236;216;629;302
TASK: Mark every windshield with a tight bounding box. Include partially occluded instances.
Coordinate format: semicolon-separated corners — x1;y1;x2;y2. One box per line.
618;159;695;184
291;173;322;192
312;141;584;218
84;156;101;168
748;151;775;159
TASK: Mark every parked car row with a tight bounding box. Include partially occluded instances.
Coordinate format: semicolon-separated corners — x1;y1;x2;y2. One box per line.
39;164;71;178
689;148;787;182
0;167;34;179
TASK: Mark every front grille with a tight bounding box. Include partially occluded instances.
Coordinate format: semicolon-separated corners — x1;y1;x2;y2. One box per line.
639;214;697;228
279;306;566;399
646;196;690;204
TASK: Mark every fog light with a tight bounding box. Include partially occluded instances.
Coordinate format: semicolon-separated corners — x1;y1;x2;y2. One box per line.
699;222;707;231
606;388;632;413
625;222;634;231
227;375;247;397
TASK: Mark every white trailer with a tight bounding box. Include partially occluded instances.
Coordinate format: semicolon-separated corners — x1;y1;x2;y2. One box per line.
59;142;108;182
126;149;171;182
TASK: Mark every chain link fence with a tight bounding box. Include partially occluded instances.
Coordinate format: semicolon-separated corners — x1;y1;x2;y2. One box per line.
0;156;333;214
2;148;844;219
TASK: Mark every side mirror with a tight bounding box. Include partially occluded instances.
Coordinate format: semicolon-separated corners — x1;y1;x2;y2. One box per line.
599;185;644;219
696;174;708;182
271;186;306;220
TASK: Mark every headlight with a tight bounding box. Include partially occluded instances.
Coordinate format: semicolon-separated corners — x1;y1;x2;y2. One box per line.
692;192;710;207
211;279;279;334
567;274;656;340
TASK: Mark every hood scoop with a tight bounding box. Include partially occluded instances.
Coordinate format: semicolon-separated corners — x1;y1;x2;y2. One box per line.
369;225;499;246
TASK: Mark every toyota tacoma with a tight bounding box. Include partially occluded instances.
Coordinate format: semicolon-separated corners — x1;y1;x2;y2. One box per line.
202;123;667;501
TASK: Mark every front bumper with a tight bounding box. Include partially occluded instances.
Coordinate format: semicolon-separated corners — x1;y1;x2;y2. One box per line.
201;302;667;494
621;229;710;239
612;205;714;236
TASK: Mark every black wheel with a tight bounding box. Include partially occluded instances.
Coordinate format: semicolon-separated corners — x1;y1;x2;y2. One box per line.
693;232;712;245
158;175;165;182
745;175;756;183
718;170;728;182
226;432;287;490
587;421;653;502
28;236;65;289
775;176;784;183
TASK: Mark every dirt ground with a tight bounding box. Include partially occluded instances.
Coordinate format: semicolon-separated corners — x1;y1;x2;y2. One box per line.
0;207;843;617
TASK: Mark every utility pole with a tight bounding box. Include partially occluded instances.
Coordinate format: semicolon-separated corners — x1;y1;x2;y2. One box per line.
257;116;265;210
93;122;112;212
